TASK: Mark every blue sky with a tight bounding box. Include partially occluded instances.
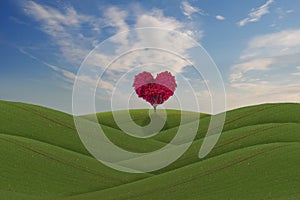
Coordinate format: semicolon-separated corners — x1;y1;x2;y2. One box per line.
0;0;300;114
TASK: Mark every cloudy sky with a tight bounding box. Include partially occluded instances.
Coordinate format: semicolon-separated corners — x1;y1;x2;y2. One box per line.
1;0;300;114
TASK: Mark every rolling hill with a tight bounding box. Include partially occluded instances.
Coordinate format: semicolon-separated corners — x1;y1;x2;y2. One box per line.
0;100;299;199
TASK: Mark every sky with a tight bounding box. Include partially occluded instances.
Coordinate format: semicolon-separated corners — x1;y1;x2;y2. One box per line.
0;0;300;114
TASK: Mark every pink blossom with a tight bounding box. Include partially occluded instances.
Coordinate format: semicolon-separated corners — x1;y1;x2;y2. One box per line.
133;71;177;108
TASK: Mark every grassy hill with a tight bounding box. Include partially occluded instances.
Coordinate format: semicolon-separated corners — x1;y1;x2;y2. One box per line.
0;100;299;199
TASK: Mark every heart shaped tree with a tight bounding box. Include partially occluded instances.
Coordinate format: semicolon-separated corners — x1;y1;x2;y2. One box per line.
133;71;177;112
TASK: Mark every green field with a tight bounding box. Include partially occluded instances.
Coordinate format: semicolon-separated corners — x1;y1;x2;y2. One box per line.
0;100;299;199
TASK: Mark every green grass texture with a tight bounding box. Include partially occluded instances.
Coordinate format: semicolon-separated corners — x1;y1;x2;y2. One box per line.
0;100;299;199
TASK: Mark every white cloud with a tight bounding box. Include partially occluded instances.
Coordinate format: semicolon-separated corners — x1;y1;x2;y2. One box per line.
133;10;198;55
216;15;225;20
18;47;114;92
23;1;102;64
238;0;274;26
292;66;300;76
249;29;300;50
240;29;300;59
239;52;258;60
104;7;129;45
181;1;206;19
83;8;202;80
22;1;207;113
135;9;182;29
230;58;274;83
227;82;300;110
18;47;76;87
228;28;300;109
276;8;294;20
24;1;85;28
232;58;273;72
23;1;202;72
292;72;300;76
